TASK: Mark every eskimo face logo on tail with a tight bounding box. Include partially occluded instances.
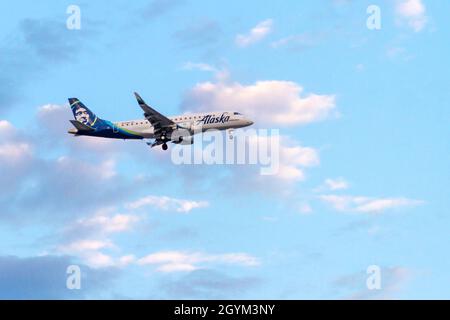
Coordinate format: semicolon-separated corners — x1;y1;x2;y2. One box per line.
75;107;92;125
199;113;230;125
70;100;97;127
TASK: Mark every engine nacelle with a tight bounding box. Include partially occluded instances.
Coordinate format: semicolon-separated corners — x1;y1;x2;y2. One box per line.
172;135;194;145
170;129;194;145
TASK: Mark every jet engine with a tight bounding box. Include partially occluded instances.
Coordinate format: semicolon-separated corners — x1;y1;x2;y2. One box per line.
170;128;194;145
172;135;194;145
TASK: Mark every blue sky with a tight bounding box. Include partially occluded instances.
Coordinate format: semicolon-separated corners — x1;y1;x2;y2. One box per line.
0;0;449;299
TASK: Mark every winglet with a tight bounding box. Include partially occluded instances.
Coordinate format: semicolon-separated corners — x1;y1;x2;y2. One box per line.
134;92;146;107
132;92;175;127
134;92;152;117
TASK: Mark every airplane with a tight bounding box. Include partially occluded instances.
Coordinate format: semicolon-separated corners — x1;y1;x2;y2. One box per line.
68;92;254;150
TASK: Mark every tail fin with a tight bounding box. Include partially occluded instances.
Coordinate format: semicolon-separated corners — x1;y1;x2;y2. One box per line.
68;98;101;129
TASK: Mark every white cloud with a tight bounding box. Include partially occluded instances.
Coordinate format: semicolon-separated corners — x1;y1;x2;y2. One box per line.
396;0;427;32
319;195;424;214
0;120;15;133
56;206;142;268
355;198;423;213
83;251;116;269
59;239;114;252
38;103;63;114
126;195;209;213
72;251;135;269
117;255;136;267
278;144;319;181
58;238;137;269
245;133;319;182
0;121;33;165
324;178;349;191
73;209;140;234
138;251;260;273
0;143;32;164
236;19;273;47
182;79;336;126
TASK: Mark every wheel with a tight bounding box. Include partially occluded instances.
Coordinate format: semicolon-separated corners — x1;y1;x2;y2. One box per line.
162;143;168;151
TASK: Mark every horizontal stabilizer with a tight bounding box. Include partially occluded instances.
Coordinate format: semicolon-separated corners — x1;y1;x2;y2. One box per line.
70;120;95;132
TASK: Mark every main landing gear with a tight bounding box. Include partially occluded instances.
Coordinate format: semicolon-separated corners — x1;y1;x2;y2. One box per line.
146;140;169;150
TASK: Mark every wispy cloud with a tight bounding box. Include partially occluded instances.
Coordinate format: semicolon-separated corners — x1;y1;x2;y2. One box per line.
138;251;260;273
315;178;349;192
64;207;141;236
236;19;273;47
57;239;117;268
319;195;424;214
395;0;428;32
59;239;114;253
126;195;209;213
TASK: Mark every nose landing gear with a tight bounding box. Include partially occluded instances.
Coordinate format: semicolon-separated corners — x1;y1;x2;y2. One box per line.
162;143;168;151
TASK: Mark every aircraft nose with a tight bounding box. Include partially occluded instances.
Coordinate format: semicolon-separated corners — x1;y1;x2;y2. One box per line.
248;120;254;126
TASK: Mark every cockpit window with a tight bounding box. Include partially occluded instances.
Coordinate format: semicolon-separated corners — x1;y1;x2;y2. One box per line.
234;112;242;115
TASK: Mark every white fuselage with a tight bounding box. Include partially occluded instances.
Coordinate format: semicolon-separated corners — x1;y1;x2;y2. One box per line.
112;111;253;139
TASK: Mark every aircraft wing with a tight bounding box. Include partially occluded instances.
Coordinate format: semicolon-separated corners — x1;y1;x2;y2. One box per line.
134;92;175;131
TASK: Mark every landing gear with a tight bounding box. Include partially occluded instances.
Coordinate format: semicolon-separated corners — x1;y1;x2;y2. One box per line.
228;129;234;140
162;143;168;151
